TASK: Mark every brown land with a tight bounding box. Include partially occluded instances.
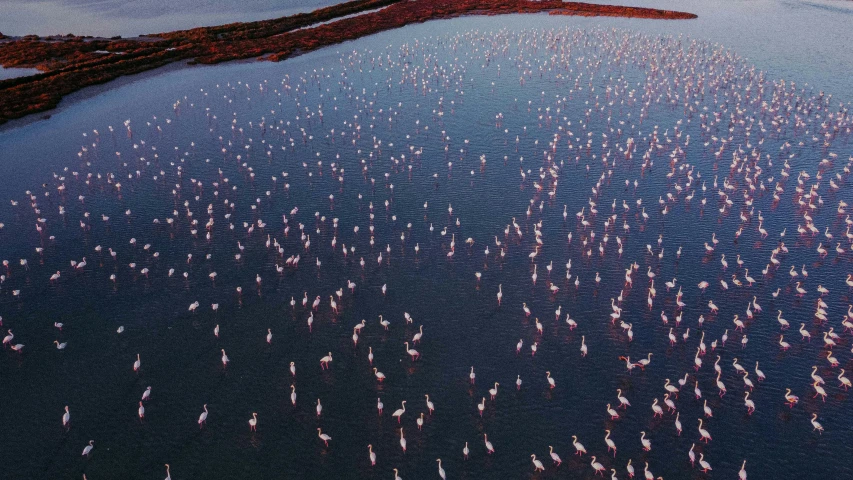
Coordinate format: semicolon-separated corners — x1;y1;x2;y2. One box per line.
0;0;695;125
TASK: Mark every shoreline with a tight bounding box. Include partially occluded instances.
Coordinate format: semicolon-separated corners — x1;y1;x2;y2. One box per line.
0;0;696;126
0;60;199;134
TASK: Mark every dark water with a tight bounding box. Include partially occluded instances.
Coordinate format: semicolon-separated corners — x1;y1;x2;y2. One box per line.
1;10;853;480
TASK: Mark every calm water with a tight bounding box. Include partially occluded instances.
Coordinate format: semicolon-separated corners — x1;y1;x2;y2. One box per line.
0;66;41;80
1;3;853;480
585;0;853;101
0;0;342;37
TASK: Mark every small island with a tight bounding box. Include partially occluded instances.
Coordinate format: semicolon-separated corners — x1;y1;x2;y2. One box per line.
0;0;696;124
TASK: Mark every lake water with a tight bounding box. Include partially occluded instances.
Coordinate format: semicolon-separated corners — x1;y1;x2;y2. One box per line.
1;2;853;480
0;0;341;37
0;66;41;80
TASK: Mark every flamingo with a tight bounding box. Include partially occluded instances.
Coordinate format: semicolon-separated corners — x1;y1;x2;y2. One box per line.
616;389;631;408
699;453;712;472
404;342;419;360
484;434;495;454
744;392;756;414
675;412;683;435
640;431;651;451
839;369;852;390
571;435;587;455
320;352;333;369
643;462;654;480
784;388;799;407
811;413;824;433
606;403;620;420
392;401;407;423
549;445;562;466
604;430;617;455
590;456;605;476
698;419;712;442
813;381;828;402
198;404;208;427
436;459;446;479
664;378;679;397
317;428;332;446
531;454;545;472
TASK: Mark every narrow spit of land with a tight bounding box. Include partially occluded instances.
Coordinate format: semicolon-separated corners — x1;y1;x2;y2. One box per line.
0;0;696;124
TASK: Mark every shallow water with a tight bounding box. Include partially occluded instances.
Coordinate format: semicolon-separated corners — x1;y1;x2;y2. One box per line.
0;66;40;80
585;0;853;100
1;3;853;480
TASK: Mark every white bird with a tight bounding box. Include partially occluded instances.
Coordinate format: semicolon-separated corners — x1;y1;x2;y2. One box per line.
317;428;332;446
198;404;209;427
392;401;407;422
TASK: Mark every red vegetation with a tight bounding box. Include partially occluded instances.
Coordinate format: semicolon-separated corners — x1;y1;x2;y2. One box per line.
549;2;697;19
0;0;695;124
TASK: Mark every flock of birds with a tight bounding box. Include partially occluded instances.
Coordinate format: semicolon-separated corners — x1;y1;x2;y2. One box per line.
2;26;853;479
